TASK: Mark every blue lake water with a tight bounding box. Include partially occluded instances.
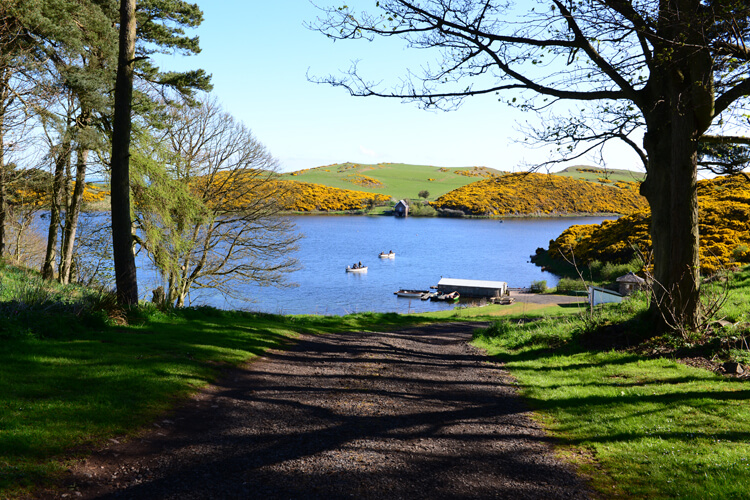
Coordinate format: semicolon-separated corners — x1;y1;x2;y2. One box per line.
140;215;614;315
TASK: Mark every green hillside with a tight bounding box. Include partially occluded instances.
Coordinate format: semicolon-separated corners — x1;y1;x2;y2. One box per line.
281;162;645;202
281;162;504;201
555;165;645;183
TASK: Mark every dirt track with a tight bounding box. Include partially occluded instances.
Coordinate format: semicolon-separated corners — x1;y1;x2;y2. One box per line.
46;322;592;499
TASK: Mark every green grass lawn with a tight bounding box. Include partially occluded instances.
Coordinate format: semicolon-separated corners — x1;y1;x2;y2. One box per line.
280;162;505;201
0;308;296;495
473;283;750;499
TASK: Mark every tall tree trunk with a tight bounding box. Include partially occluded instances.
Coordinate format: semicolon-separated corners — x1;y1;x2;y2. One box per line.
640;9;712;333
111;0;138;306
0;68;8;258
41;143;70;279
167;271;177;308
0;130;6;259
641;126;701;331
60;145;88;284
13;209;33;263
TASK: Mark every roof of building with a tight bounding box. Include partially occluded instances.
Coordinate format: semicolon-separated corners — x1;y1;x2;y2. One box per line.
616;272;646;283
438;278;508;289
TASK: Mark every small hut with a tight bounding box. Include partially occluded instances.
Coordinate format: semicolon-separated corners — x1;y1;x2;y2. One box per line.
394;199;409;217
616;272;646;296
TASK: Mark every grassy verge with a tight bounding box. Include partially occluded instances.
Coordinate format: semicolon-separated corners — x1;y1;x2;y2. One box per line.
473;279;750;499
0;307;296;496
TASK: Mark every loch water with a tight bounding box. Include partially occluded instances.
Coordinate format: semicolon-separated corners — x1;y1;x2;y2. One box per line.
143;215;615;315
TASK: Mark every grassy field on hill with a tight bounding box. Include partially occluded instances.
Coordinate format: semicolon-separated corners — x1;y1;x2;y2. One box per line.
280;162;645;204
281;162;504;201
555;165;646;183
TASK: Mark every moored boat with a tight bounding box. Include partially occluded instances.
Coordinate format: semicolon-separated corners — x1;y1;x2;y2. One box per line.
433;291;460;302
394;289;428;298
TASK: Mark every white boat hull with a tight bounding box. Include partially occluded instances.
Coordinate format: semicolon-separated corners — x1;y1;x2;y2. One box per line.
394;289;428;298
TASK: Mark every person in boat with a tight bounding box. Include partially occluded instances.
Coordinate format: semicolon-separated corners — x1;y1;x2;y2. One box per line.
358;261;362;268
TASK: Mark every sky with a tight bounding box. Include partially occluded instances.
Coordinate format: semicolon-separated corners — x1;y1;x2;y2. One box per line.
153;1;646;174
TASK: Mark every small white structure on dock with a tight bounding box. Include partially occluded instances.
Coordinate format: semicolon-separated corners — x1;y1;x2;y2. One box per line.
437;278;508;298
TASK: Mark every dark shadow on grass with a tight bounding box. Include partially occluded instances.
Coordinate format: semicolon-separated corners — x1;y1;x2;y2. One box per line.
557;303;587;309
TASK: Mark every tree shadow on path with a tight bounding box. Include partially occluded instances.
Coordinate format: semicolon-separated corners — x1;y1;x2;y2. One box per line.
51;322;593;500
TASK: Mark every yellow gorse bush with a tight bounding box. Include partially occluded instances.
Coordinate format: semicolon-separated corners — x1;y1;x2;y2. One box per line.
12;183;108;206
453;166;498;178
82;185;109;203
431;172;647;216
549;212;652;264
547;174;750;275
281;180;390;211
12;187;49;206
345;174;385;188
193;171;390;213
277;180;390;212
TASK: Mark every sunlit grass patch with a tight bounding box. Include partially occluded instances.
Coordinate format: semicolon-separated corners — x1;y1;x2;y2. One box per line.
473;297;750;498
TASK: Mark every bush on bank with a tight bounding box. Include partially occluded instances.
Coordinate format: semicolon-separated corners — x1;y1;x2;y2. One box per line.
545;174;750;275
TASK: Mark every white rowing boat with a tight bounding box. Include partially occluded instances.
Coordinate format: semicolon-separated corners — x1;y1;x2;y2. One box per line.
394;289;428;298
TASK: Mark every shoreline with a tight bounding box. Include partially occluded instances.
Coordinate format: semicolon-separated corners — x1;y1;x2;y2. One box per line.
281;210;623;218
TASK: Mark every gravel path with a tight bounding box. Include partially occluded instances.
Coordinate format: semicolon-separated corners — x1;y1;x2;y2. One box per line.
52;322;592;499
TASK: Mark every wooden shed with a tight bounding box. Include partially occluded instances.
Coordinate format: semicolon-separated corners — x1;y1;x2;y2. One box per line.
394;199;409;217
437;278;508;298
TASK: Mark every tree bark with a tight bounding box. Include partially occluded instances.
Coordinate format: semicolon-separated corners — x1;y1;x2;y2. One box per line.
0;67;8;258
110;0;138;306
60;145;88;284
41;143;70;280
639;2;711;332
0;128;5;259
641;124;701;331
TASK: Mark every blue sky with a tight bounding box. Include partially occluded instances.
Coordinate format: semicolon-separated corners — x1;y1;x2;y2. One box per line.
155;1;645;174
